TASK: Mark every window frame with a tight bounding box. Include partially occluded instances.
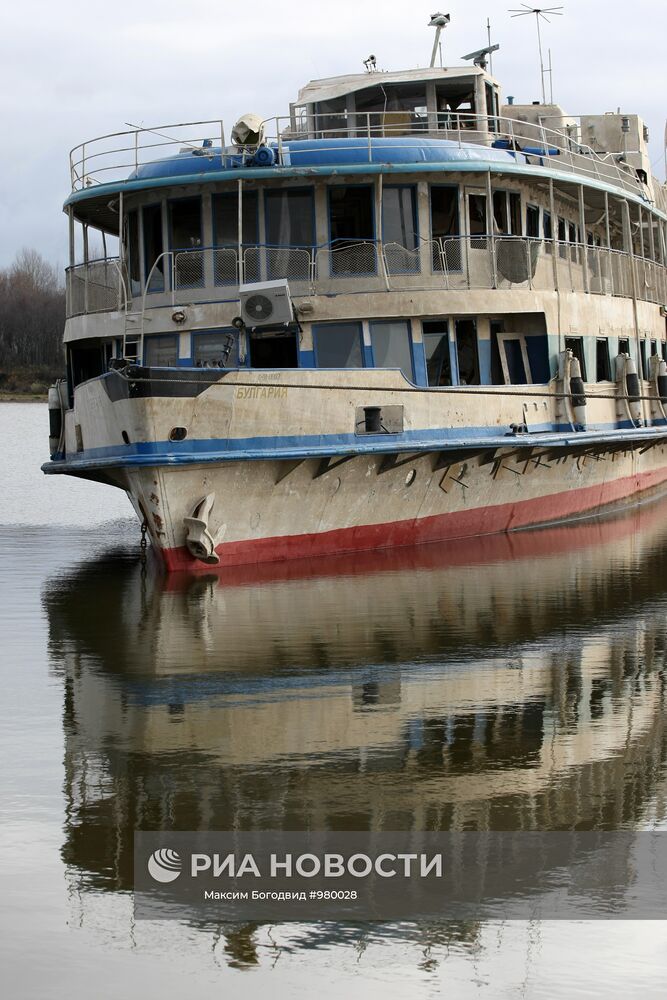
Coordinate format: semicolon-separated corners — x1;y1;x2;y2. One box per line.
264;186;317;249
382;184;419;273
368;318;416;382
191;328;243;369
429;184;462;272
327;183;377;276
312;321;365;369
168;196;204;289
143;333;179;368
142;202;166;293
496;333;533;386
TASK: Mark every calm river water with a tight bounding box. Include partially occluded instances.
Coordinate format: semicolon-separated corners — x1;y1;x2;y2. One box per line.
2;401;667;998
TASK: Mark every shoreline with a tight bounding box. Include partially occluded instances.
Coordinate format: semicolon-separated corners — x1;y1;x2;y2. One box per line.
0;393;47;402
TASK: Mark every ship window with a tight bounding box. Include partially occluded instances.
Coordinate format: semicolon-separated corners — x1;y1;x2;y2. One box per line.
493;191;508;234
144;335;178;367
662;342;667;362
430;186;460;270
596;338;611;381
382;186;418;250
328;186;375;274
436;84;476;129
468;194;487;244
651;339;657;357
558;217;567;259
212;191;259;282
170;198;203;287
485;83;498;130
564;337;587;380
492;191;521;236
455;319;480;385
143;204;165;292
329;185;374;244
569;222;579;263
313;322;363;368
543;211;552;252
653;222;664;264
640;340;648;379
265;188;314;247
355;84;389;128
369;320;414;381
527;204;540;239
619;338;630;356
382;84;428;132
68;343;107;390
127;209;140;295
193;330;238;368
170;198;202;250
212;191;259;246
313;97;347;136
423;321;452;386
497;335;531;385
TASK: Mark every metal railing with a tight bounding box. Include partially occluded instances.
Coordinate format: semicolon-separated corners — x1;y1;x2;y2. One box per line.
64;238;667;319
65;257;129;317
69;111;652;201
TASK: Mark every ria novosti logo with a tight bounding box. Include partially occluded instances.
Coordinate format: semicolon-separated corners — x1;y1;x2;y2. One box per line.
147;848;182;883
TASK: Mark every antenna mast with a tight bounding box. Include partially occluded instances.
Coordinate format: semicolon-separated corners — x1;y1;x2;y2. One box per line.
487;18;494;74
508;5;564;104
428;13;451;68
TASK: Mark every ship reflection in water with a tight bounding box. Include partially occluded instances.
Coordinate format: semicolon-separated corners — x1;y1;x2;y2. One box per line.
45;500;667;963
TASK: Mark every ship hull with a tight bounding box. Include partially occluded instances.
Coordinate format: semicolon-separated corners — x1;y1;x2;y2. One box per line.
122;443;667;572
43;368;667;572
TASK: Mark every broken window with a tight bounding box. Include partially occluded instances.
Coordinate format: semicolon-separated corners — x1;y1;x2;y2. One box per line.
423;320;452;386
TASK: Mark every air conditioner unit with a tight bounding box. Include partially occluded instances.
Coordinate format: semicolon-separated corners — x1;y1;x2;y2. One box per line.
239;279;294;328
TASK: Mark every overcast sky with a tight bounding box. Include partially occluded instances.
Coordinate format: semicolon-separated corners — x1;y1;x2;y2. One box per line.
0;0;664;269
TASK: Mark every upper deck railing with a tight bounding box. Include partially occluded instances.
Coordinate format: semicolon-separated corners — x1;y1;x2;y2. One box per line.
65;236;667;319
69;111;650;201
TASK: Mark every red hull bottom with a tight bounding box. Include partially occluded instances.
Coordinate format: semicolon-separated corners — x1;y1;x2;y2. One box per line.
161;465;667;573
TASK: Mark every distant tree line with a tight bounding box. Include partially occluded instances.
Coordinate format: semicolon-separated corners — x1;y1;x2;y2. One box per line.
0;249;65;389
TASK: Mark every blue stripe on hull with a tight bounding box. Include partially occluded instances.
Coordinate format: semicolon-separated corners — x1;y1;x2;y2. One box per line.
42;422;667;475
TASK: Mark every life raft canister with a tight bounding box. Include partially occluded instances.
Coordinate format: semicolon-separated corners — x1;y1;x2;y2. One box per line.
615;353;642;425
48;382;64;457
558;349;586;429
568;356;587;428
657;359;667;404
647;354;667;424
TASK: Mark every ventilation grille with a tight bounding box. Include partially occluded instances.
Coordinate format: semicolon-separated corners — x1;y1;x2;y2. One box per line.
244;294;274;322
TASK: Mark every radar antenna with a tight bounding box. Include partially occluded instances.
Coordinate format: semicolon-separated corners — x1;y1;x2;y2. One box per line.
461;44;500;71
508;4;563;104
428;13;450;68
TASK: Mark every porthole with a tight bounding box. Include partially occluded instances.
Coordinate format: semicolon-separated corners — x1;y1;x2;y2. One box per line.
405;469;416;486
121;430;130;445
169;427;188;442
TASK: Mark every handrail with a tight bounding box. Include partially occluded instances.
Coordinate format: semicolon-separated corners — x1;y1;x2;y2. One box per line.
68;110;654;204
64;237;667;320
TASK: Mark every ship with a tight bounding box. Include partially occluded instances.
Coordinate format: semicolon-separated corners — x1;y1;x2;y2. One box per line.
43;17;667;571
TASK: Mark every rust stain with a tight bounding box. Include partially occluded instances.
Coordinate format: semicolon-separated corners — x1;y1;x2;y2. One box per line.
152;512;164;532
149;492;160;505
